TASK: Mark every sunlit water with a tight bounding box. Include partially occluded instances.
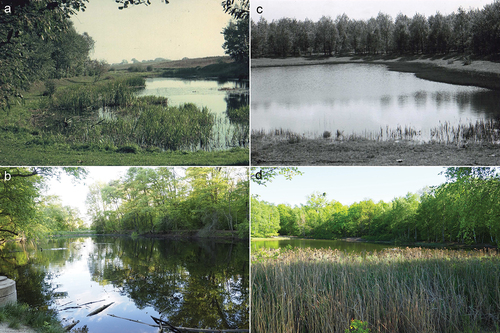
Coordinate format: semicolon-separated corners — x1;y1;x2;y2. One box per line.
252;238;393;253
251;64;500;140
1;237;249;332
136;78;248;117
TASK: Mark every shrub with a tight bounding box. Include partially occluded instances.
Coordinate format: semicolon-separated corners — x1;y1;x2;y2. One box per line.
146;65;154;71
44;80;57;97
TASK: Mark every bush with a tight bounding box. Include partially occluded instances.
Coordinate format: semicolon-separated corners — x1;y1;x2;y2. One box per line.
44;80;56;97
146;65;154;71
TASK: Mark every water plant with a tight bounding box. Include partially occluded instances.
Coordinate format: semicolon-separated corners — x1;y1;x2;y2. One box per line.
252;247;500;333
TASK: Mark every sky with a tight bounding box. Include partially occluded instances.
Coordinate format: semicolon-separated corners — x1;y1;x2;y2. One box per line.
71;0;232;64
251;167;448;207
252;0;491;22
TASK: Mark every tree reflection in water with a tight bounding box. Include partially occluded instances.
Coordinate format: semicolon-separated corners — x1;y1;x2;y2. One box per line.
0;237;249;331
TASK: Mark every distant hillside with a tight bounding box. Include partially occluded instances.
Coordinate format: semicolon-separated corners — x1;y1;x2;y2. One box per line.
111;56;233;71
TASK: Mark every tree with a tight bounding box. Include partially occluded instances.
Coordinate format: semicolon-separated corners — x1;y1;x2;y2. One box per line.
222;16;249;65
0;0;88;108
0;167;87;242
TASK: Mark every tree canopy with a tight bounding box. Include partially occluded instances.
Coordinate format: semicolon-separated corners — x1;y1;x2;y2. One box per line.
86;167;249;238
251;1;500;58
0;167;87;243
252;167;500;246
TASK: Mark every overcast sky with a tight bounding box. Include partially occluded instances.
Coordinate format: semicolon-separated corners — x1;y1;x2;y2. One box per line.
251;167;448;207
251;0;491;22
71;0;232;64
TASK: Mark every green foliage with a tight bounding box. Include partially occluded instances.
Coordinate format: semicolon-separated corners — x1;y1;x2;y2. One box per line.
253;167;500;246
87;167;249;237
346;319;370;333
0;303;65;333
222;16;249;65
226;105;249;124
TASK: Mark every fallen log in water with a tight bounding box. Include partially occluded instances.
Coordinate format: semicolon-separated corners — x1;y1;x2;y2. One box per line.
64;320;80;331
151;316;249;333
108;314;158;327
87;302;114;317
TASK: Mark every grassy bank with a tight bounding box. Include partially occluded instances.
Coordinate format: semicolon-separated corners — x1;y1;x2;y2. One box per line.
251;55;500;90
1;72;249;166
252;247;500;333
0;303;65;333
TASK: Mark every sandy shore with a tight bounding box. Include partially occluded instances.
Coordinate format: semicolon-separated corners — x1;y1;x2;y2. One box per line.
251;55;500;90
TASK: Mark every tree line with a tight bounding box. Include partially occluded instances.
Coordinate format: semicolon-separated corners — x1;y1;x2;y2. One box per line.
0;0;107;108
251;1;500;58
87;167;249;237
0;167;87;243
252;167;500;246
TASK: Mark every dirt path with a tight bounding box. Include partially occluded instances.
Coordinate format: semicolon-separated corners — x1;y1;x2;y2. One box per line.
251;137;500;166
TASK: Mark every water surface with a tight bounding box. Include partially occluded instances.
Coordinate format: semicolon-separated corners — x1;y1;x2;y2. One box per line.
252;238;393;253
251;64;500;140
1;237;249;332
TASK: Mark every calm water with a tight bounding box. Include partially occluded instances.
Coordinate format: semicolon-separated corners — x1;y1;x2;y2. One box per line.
136;78;248;117
252;238;395;253
251;64;500;140
1;237;249;332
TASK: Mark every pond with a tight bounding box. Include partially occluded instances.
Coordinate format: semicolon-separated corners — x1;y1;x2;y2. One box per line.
1;236;249;332
252;238;395;253
136;78;249;150
251;64;500;141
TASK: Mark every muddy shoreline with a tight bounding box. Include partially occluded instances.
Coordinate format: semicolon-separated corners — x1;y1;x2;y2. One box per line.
251;137;500;166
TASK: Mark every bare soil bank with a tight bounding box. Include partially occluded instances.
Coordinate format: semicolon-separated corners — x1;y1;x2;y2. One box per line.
251;137;500;166
251;55;500;90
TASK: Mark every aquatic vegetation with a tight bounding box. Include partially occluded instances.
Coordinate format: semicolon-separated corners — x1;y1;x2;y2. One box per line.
252;247;500;333
252;119;500;145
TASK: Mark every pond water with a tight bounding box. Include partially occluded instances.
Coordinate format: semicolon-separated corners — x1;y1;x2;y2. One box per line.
251;64;500;140
134;78;249;150
1;236;249;332
252;238;395;253
136;78;248;117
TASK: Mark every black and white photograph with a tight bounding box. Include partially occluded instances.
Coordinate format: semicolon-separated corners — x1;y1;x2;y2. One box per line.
250;0;500;165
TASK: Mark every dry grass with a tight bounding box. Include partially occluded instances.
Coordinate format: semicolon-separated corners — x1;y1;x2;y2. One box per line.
252;247;500;333
252;119;500;146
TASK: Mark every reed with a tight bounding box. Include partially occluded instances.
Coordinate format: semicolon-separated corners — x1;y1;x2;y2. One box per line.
252;119;500;145
252;247;500;333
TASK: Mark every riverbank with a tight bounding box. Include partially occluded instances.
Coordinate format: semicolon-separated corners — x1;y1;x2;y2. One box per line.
251;54;500;90
252;136;500;165
0;303;65;333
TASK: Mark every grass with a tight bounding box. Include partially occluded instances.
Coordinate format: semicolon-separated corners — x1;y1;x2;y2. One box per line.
1;72;249;165
0;302;66;333
252;119;500;146
252;247;500;333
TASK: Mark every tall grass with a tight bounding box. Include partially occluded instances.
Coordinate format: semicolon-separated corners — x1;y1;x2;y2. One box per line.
252;247;500;333
31;75;248;151
252;119;500;145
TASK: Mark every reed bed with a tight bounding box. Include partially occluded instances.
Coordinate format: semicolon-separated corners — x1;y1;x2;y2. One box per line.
252;247;500;333
252;119;500;145
32;76;248;151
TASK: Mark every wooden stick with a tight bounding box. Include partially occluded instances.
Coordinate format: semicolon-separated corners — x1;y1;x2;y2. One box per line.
108;314;159;328
87;302;114;317
151;316;249;333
